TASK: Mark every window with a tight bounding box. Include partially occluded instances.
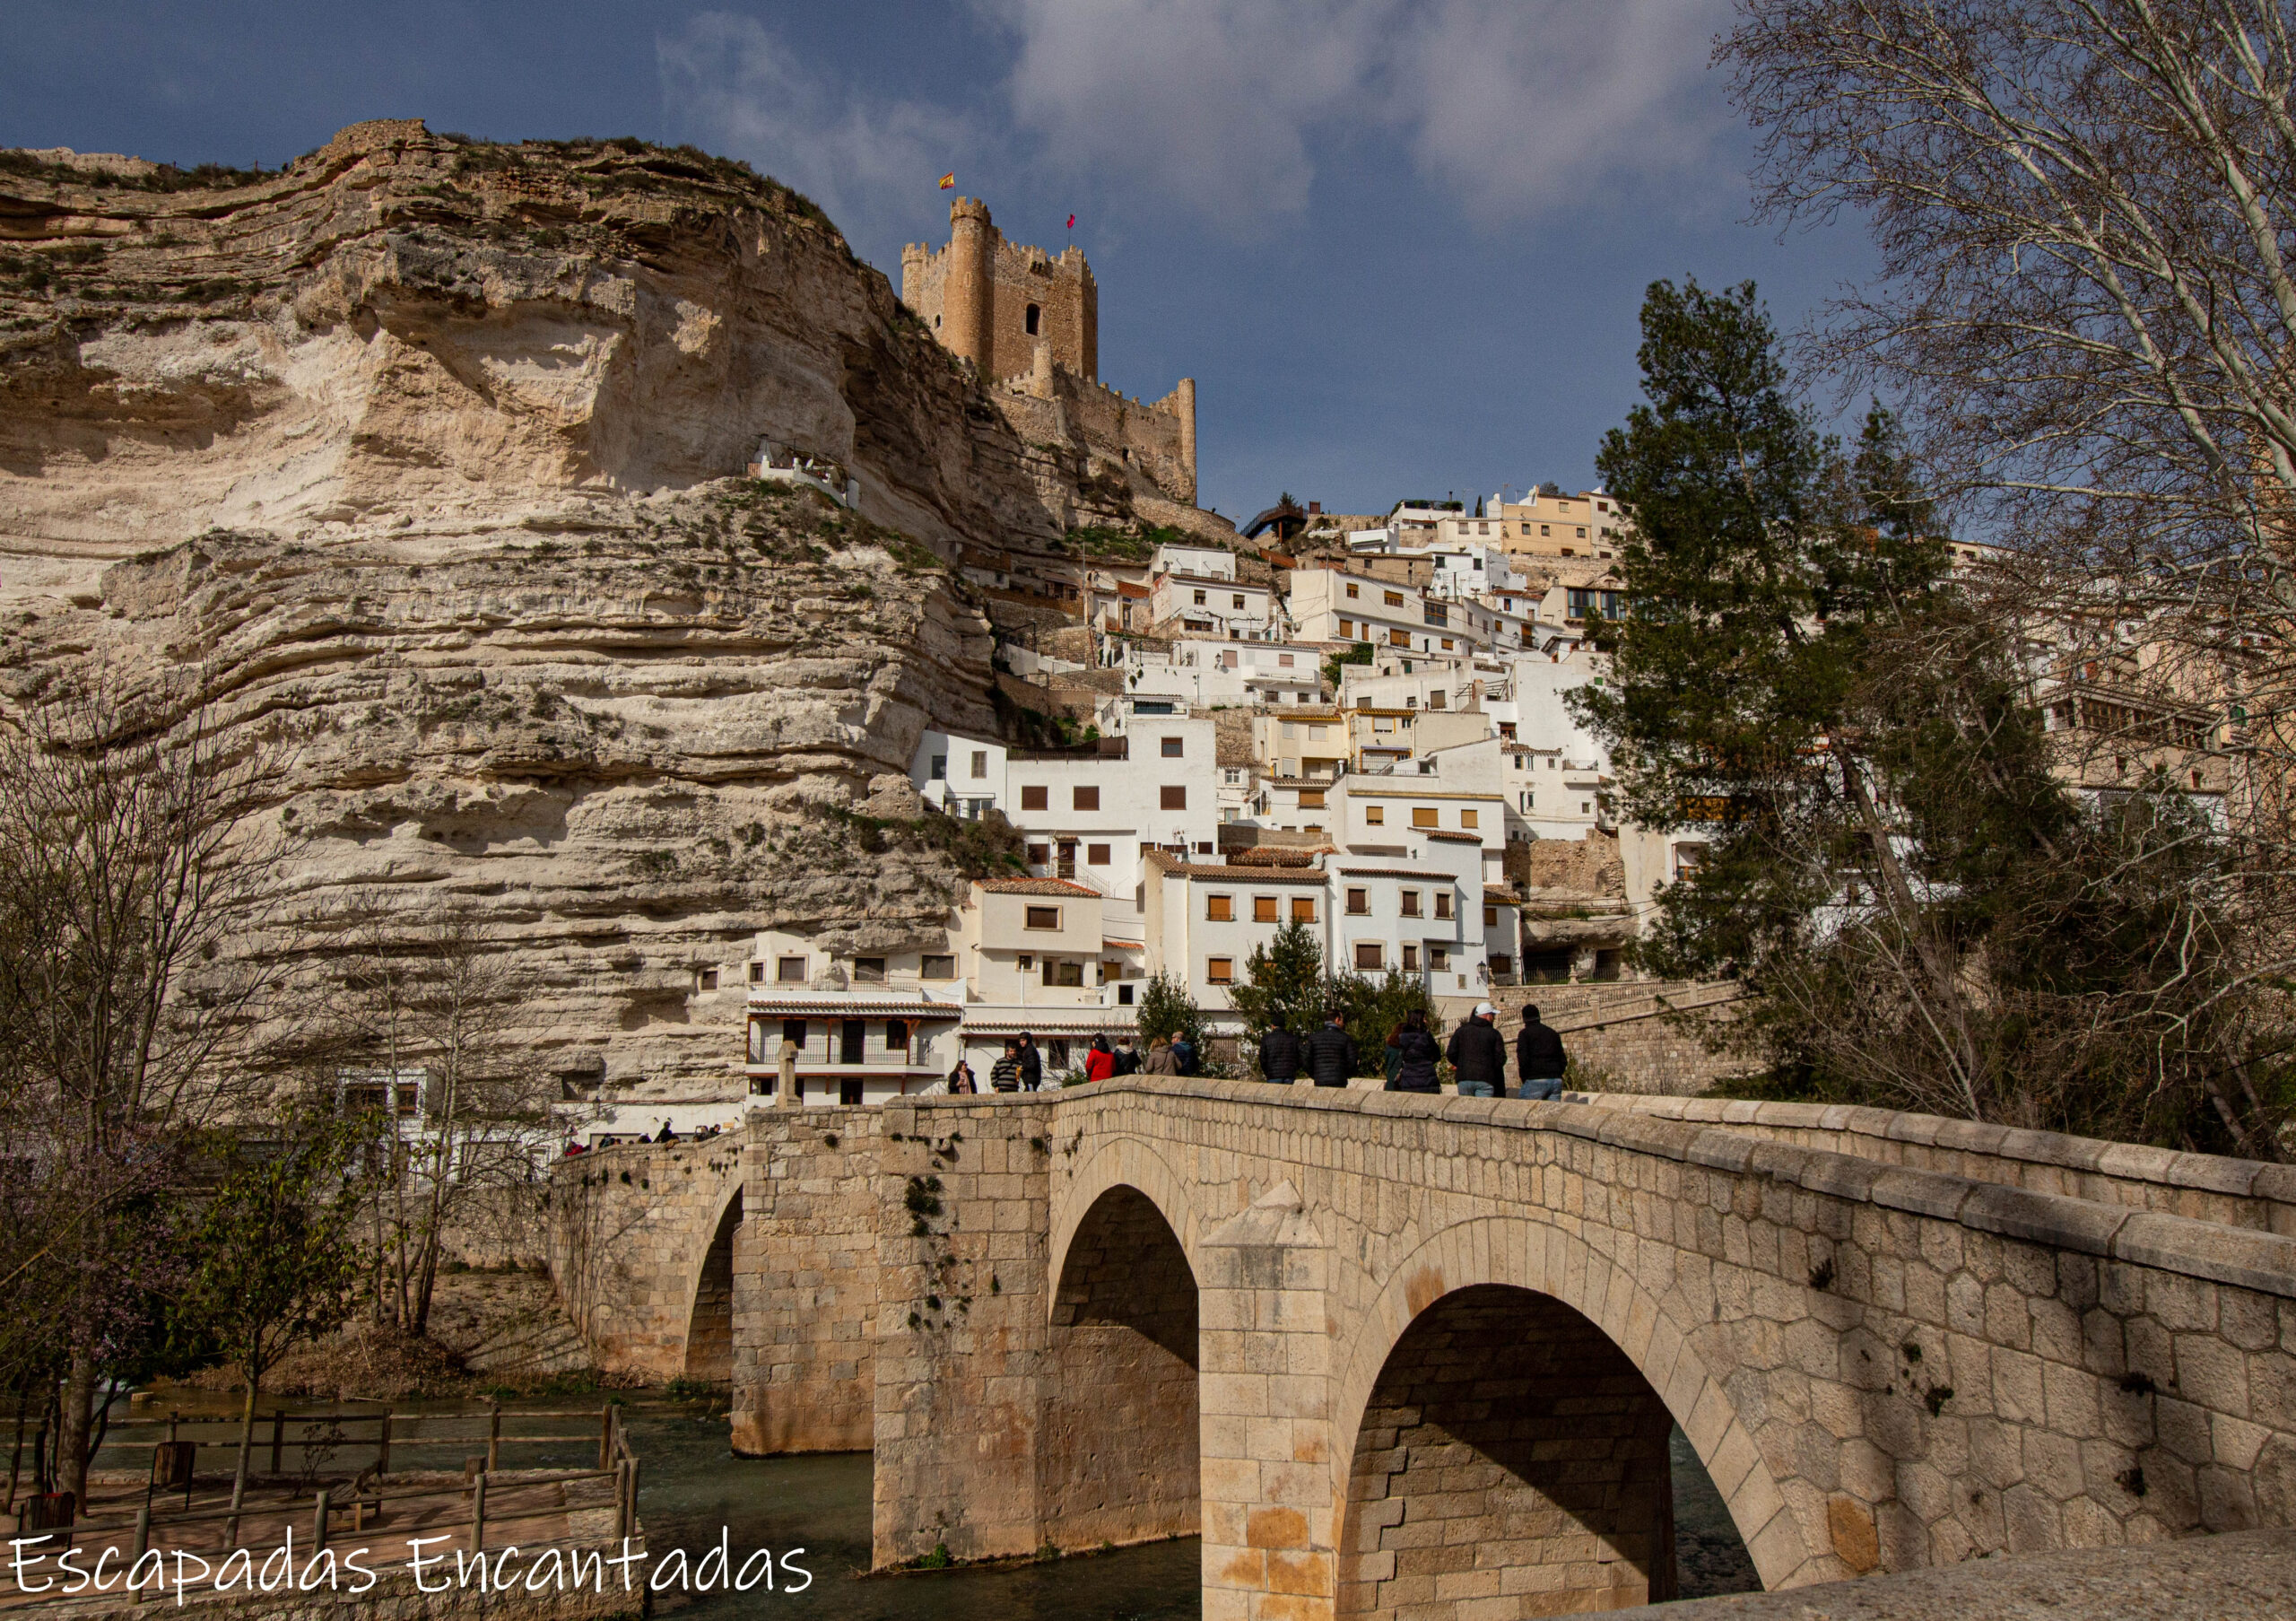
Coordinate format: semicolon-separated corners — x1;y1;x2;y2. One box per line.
1440;639;1455;652
929;754;947;780
749;961;765;983
1354;941;1384;970
1232;594;1246;609
1281;721;1296;738
922;954;956;980
1028;842;1050;865
1087;843;1110;865
1161;785;1187;810
1207;957;1235;984
1043;958;1084;987
839;1077;865;1106
1412;807;1439;827
1300;789;1326;809
1434;893;1452;920
970;750;988;779
1366;805;1386;825
1401;890;1422;918
1194;589;1208;606
1021;784;1048;810
1385;590;1404;606
1338;617;1354;638
1254;895;1279;922
1346;887;1370;915
1484;905;1499;928
783;1017;808;1050
748;1019;768;1064
1346;582;1361;599
777;955;807;983
1402;944;1420;971
854;957;885;982
1389;629;1409;647
1025;302;1040;336
1278;654;1294;667
1024;905;1061;930
885;1019;909;1048
1460;808;1478;829
1291;896;1317;923
1429;691;1446;710
1074;785;1100;811
1491;954;1514;977
1430;945;1448;972
1424;605;1448;627
1207;893;1234;921
1161;736;1184;757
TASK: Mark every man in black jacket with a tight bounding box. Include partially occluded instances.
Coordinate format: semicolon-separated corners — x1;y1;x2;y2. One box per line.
1517;1005;1568;1100
1016;1033;1043;1092
1445;1001;1509;1097
1257;1022;1303;1084
1302;1010;1358;1087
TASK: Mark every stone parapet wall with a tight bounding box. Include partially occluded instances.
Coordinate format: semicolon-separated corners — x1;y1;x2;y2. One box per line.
1489;980;1752;1094
1578;1093;2296;1237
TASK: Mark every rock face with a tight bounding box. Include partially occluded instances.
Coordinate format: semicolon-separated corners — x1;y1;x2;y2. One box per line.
0;120;1132;1097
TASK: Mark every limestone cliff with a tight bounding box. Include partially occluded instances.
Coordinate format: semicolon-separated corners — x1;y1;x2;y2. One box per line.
0;121;1122;1098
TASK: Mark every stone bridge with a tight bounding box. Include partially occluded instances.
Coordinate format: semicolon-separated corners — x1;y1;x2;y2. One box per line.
549;1081;2296;1619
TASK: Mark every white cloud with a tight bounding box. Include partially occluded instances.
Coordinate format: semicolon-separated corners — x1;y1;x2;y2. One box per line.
987;0;1730;234
657;13;970;251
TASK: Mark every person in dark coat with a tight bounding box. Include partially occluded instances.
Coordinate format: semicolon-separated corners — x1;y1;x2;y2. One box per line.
1016;1033;1044;1092
1517;1005;1568;1100
1387;1010;1441;1093
1445;1001;1508;1097
1171;1032;1196;1075
1111;1036;1140;1076
1303;1010;1359;1087
1257;1022;1303;1084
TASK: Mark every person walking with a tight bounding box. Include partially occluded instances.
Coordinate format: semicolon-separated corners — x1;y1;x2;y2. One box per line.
1386;1009;1442;1094
1141;1035;1180;1075
1517;1005;1568;1101
1111;1035;1140;1076
990;1041;1022;1093
1016;1033;1043;1093
1446;1001;1508;1098
1084;1034;1116;1083
1303;1008;1359;1087
1257;1020;1302;1084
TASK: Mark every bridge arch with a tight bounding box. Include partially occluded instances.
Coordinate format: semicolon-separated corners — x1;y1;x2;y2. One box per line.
1331;1216;1819;1607
682;1181;744;1383
1041;1180;1201;1548
1048;1135;1204;1295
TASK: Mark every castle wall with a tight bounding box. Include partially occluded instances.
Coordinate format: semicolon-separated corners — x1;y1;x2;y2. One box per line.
903;199;1095;384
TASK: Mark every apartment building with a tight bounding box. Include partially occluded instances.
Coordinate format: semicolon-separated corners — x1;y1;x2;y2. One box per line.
1254;707;1349;779
952;877;1141;1076
1287;568;1488;658
1492;485;1630;560
740;930;967;1106
1144;851;1331;1012
1126;638;1325;708
1149;570;1283;641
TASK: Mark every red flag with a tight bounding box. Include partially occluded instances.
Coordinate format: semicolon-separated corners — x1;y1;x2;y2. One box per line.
938;172;955;190
1065;213;1075;230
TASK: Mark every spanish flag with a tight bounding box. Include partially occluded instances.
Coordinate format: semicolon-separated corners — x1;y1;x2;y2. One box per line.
937;172;955;190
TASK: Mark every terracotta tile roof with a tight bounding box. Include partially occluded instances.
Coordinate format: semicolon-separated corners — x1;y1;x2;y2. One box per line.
744;998;961;1017
1422;830;1486;843
1484;885;1522;904
1145;851;1328;885
975;878;1102;896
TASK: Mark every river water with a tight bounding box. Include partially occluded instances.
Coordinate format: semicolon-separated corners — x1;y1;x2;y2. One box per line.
94;1392;1756;1617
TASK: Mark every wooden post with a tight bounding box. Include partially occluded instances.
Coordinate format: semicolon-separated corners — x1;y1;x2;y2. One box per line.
312;1488;330;1553
269;1409;284;1476
471;1471;485;1555
486;1404;500;1473
626;1456;639;1539
130;1504;149;1605
613;1459;630;1542
377;1414;391;1477
596;1407;611;1468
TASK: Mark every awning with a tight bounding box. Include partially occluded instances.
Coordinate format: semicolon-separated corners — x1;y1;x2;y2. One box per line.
745;999;962;1018
961;1012;1139;1036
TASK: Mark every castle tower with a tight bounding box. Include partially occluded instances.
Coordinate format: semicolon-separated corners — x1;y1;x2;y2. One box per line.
942;197;996;377
901;199;1097;383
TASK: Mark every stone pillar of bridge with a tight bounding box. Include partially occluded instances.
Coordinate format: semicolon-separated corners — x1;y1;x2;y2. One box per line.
1198;1181;1337;1621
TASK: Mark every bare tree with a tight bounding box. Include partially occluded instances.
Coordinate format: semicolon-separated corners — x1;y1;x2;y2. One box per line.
0;680;287;1511
329;909;563;1338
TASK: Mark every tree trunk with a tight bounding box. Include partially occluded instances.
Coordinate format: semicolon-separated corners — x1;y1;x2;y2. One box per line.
55;1343;97;1512
225;1366;259;1543
4;1383;26;1512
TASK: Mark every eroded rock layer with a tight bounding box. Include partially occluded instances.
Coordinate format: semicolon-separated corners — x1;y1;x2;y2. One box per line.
0;121;1086;1097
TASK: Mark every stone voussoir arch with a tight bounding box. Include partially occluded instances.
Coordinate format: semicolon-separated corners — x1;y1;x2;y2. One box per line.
1048;1133;1206;1307
1328;1213;1821;1593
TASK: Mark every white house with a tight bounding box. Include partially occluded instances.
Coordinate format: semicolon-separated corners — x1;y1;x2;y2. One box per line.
912;728;1010;820
1143;851;1330;1015
740;929;968;1106
1148;541;1236;582
1149;571;1283;641
1124;639;1324;708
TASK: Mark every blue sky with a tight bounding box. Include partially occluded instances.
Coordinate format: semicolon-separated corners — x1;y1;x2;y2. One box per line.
2;1;1874;523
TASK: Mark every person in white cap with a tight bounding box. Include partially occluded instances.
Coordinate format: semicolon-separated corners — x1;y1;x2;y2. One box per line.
1445;1001;1509;1098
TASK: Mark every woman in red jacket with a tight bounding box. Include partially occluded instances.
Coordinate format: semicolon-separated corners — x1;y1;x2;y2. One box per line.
1084;1033;1117;1082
